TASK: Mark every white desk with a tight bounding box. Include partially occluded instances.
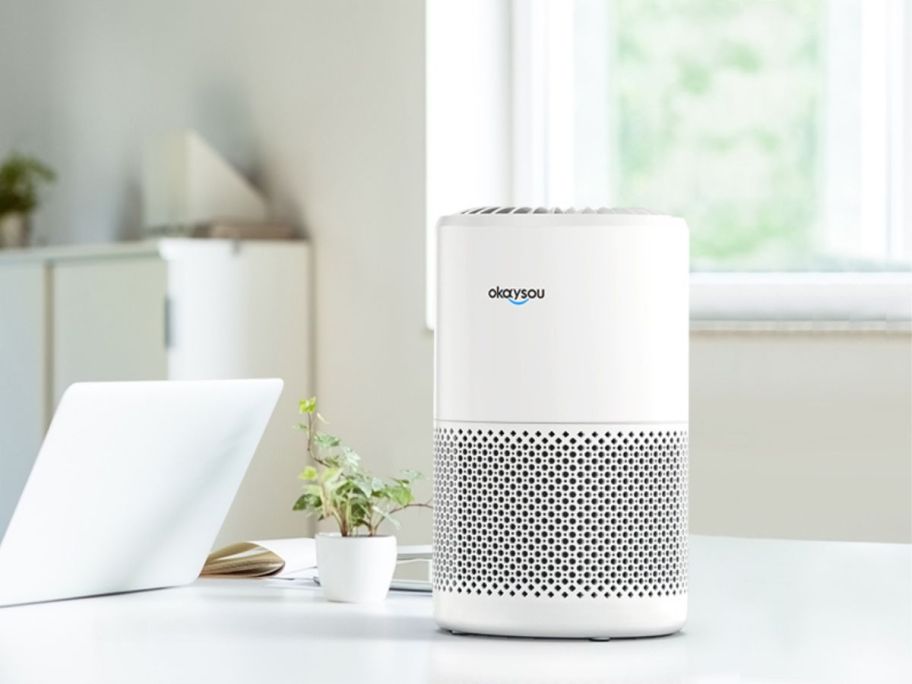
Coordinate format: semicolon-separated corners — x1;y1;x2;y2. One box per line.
0;536;908;683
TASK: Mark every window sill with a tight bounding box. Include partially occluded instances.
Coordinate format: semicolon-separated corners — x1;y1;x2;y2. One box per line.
690;319;911;333
690;272;912;332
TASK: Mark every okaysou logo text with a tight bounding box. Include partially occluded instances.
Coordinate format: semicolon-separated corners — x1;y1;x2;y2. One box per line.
487;286;546;306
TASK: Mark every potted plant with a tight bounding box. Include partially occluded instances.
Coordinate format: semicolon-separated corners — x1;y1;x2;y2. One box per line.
0;152;55;249
293;397;430;603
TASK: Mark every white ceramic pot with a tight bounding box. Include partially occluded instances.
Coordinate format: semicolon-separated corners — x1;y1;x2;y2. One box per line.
315;533;397;603
0;212;29;249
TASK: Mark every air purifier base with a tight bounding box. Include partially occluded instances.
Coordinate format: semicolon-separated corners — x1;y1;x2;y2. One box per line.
434;593;687;639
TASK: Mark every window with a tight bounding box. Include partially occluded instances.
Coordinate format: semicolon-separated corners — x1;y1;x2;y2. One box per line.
425;0;912;328
512;0;912;272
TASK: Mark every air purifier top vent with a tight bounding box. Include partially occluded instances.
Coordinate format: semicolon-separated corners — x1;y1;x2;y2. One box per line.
441;206;685;230
460;206;661;215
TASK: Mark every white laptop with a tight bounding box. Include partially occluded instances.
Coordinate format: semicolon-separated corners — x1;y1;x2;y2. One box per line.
0;379;282;607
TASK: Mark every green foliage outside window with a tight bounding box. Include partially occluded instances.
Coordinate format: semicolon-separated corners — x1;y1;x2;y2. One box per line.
611;0;823;268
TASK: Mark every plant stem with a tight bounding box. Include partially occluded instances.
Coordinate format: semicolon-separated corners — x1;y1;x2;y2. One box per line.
309;411;334;525
387;500;434;517
306;410;319;465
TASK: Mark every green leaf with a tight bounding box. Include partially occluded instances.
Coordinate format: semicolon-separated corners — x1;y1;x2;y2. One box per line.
337;447;361;469
298;397;317;415
390;484;413;507
293;493;321;512
353;478;374;497
314;433;341;448
322;467;343;488
298;466;319;481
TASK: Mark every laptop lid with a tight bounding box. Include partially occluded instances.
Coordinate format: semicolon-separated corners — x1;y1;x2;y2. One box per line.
0;379;282;607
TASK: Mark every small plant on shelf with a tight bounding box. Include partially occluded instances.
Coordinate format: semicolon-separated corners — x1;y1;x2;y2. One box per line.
0;152;55;216
0;152;55;249
293;397;430;536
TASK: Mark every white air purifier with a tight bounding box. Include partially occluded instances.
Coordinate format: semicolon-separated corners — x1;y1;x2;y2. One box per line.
433;207;689;639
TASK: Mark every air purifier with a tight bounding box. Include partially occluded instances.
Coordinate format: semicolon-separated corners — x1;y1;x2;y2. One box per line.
433;207;689;638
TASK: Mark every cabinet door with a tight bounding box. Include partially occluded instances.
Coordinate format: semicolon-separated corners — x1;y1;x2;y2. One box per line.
161;240;311;546
0;262;49;533
52;257;168;404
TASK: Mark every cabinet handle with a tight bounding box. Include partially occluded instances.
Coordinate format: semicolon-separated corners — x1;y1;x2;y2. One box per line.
164;297;173;349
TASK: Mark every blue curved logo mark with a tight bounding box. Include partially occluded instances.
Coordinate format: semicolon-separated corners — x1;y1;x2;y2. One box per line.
488;286;545;306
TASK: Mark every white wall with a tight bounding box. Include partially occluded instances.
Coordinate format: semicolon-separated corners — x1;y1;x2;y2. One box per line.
0;0;908;546
692;331;911;543
0;0;434;542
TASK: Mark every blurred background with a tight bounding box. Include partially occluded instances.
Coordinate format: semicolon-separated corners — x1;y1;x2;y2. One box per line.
0;0;909;547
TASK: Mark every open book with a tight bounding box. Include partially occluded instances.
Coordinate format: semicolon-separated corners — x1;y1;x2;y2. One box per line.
201;538;432;586
201;538;317;579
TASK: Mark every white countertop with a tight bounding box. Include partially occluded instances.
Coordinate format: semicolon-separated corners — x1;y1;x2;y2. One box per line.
0;238;307;264
0;536;908;683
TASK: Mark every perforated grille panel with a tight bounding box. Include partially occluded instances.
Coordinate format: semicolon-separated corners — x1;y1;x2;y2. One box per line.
433;424;688;600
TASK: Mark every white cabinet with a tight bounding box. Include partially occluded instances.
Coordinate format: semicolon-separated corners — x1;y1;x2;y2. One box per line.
52;257;168;403
0;240;311;547
0;263;49;535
